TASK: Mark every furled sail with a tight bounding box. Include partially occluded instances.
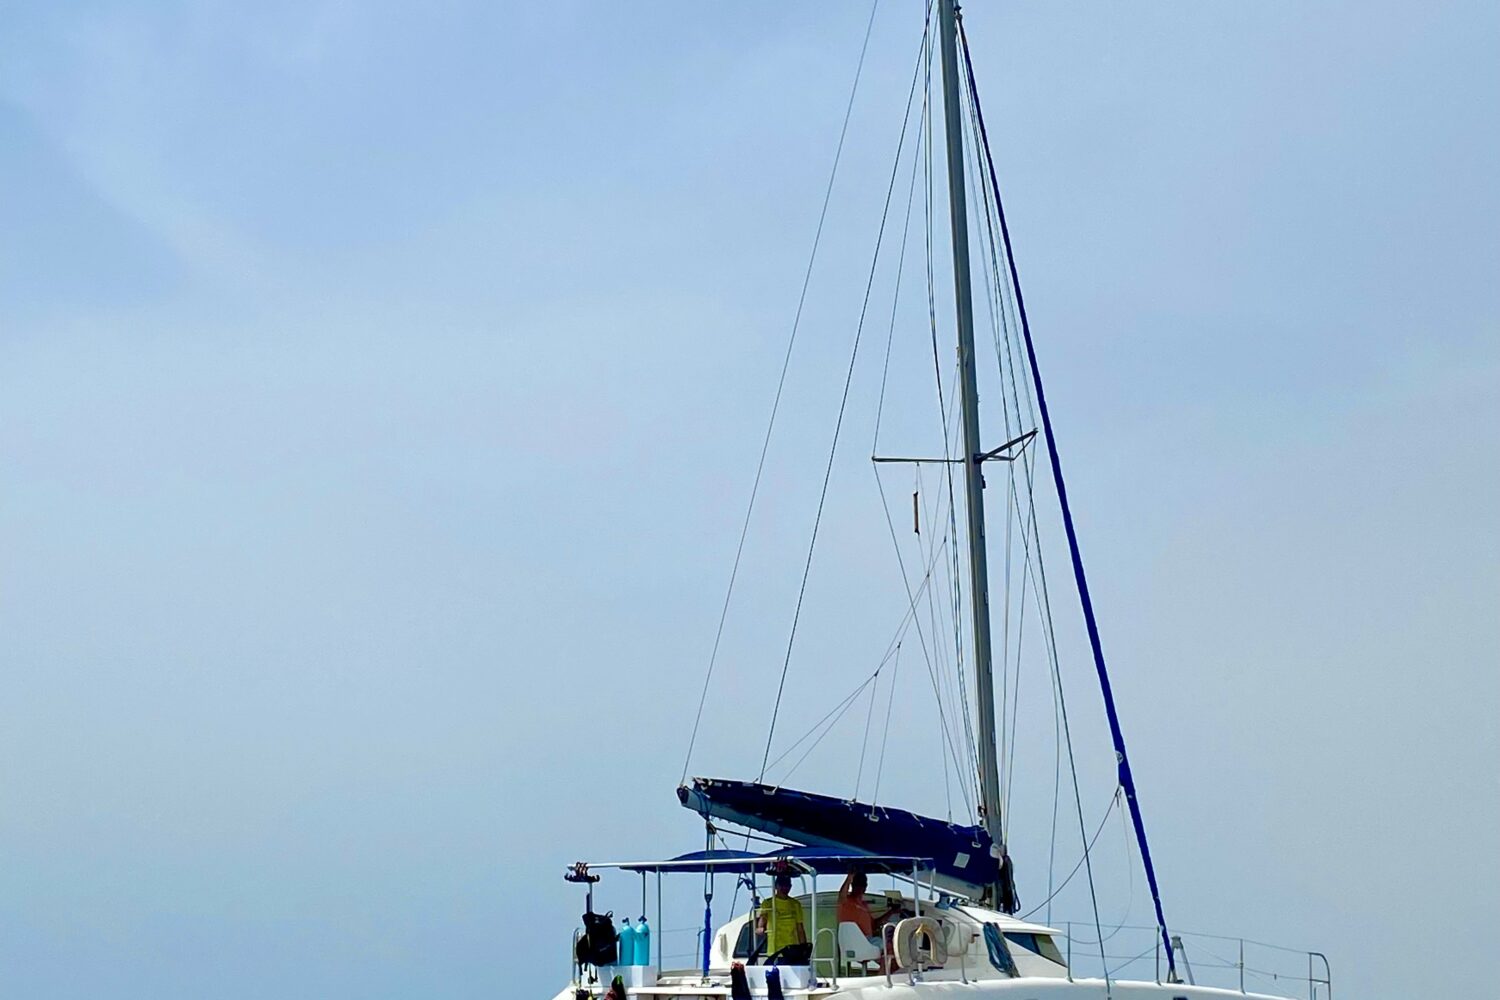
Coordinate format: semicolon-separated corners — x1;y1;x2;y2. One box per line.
679;777;1016;908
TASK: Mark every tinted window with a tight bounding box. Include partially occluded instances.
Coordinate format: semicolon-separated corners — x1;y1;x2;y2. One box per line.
1004;932;1063;964
1004;932;1042;954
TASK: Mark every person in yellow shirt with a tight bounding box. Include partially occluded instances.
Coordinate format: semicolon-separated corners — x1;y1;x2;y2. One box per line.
755;873;806;959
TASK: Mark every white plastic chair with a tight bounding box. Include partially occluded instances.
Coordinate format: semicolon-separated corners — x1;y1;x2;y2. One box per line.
838;922;882;974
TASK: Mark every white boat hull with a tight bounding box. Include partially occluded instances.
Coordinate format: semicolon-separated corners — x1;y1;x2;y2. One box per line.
551;977;1293;999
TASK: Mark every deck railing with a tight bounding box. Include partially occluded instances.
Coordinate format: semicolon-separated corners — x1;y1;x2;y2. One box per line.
1056;922;1331;998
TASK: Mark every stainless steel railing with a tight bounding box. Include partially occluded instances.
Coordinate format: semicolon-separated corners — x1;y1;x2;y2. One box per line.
1056;922;1331;998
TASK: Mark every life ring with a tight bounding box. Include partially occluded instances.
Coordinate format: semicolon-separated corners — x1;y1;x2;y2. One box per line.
893;916;948;969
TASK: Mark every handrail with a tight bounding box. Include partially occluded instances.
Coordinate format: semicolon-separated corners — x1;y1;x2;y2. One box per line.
1050;923;1331;999
1062;922;1324;955
814;926;838;987
1309;951;1333;999
960;931;977;983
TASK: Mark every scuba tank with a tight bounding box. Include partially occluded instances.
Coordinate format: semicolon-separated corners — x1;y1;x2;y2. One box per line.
617;917;637;966
634;915;651;965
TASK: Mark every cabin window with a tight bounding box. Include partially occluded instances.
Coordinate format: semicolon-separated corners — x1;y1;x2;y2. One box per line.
1004;932;1065;964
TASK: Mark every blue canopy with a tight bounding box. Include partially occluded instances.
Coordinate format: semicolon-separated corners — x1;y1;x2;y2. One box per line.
679;777;1004;900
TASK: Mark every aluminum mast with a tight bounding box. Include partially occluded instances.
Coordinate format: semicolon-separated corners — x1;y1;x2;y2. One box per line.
936;0;1015;911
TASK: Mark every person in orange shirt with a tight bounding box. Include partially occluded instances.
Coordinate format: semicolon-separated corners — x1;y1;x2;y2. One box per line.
837;869;902;965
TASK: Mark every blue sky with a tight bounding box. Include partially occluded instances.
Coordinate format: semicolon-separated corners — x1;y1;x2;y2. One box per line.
2;2;1496;998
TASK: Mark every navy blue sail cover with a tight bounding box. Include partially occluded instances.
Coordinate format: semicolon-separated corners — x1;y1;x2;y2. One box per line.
614;847;931;876
679;778;1000;899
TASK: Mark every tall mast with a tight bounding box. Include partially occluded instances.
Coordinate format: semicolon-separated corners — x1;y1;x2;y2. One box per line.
936;0;1013;911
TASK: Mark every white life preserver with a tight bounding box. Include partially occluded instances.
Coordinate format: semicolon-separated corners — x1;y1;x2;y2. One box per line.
893;916;948;969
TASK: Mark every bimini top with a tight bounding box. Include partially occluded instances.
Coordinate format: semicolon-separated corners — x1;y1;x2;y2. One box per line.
575;846;933;876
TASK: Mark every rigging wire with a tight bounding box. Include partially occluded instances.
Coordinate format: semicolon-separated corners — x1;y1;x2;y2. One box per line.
1092;784;1141;945
950;70;1022;829
1020;788;1120;921
872;425;977;818
944;28;1064;849
1069;815;1141;949
871;641;903;803
944;25;1120;949
763;663;884;779
1046;650;1063;925
872;522;957;669
921;21;979;810
853;655;882;799
937;437;980;800
952;16;1111;982
758;2;931;784
933;164;981;818
769;489;955;785
957;79;1043;839
870;12;931;457
953;37;1035;828
874;364;980;819
865;22;974;816
776;673;882;783
912;27;984;811
680;0;882;786
866;11;980;815
762;509;960;791
1104;942;1161;980
767;519;956;785
872;471;974;820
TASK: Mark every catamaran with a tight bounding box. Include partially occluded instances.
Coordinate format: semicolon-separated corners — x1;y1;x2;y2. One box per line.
550;3;1331;998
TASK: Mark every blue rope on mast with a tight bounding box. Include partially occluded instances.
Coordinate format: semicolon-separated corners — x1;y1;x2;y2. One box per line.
956;21;1178;981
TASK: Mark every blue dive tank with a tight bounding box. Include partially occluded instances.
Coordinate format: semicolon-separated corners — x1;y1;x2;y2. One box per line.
634;915;651;966
617;917;637;966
